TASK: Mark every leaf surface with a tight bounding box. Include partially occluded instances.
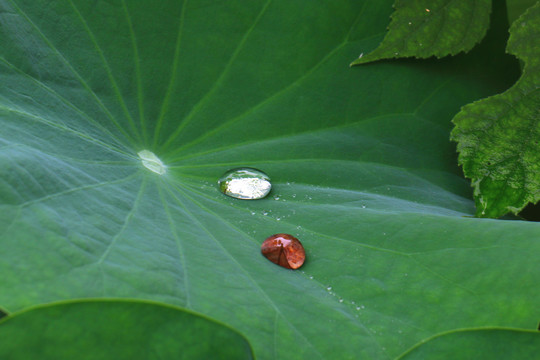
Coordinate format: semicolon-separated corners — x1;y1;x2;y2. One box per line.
0;300;254;359
398;328;540;359
0;0;538;359
351;0;491;65
451;2;540;217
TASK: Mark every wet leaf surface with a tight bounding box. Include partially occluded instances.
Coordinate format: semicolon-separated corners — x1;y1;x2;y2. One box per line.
0;0;538;358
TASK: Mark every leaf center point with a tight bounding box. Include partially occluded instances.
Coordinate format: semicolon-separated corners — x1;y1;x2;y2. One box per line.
138;150;166;175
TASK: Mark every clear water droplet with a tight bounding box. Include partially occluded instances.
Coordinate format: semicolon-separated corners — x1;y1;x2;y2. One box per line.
309;275;313;280
262;211;269;216
338;298;344;303
138;150;166;175
218;168;271;200
327;286;332;291
274;195;281;200
408;21;412;25
361;205;366;209
356;306;361;311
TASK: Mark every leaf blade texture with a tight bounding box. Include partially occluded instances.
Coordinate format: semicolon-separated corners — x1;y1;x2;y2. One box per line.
451;2;540;217
0;300;254;359
398;328;540;360
351;0;491;65
0;0;538;358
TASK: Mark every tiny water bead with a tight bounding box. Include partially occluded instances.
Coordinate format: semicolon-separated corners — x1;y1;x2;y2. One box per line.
218;168;271;200
137;150;166;175
261;234;306;270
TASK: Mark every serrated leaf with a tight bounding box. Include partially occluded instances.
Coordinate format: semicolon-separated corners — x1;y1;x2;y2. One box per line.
398;328;540;359
0;300;254;359
0;0;538;359
507;0;539;24
351;0;491;65
451;2;540;218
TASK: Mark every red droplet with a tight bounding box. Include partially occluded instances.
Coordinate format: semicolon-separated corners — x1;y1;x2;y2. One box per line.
261;234;306;269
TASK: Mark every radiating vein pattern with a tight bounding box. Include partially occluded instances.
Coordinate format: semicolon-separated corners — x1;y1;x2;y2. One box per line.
0;1;537;360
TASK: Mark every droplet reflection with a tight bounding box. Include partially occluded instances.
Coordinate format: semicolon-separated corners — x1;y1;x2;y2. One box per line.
218;167;271;200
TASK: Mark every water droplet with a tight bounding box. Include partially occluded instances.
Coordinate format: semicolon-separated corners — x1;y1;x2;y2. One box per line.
356;306;361;311
261;234;306;270
358;52;364;59
137;150;166;175
338;298;344;303
274;195;281;200
218;168;271;200
292;194;297;198
408;21;412;25
262;211;269;216
250;211;256;216
327;286;332;291
276;217;282;221
361;205;366;209
309;275;313;280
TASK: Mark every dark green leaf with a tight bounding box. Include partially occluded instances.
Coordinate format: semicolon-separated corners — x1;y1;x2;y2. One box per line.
398;328;540;359
0;0;537;359
0;300;254;359
507;0;539;24
451;2;540;217
351;0;491;65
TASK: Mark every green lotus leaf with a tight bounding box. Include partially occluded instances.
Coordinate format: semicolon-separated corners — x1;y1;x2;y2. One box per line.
0;300;254;359
0;0;538;358
398;328;540;359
